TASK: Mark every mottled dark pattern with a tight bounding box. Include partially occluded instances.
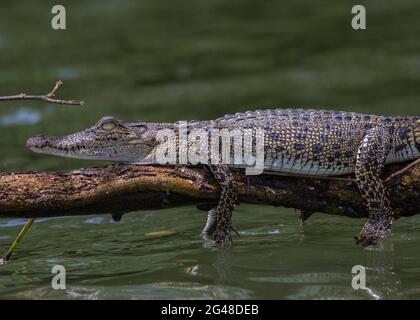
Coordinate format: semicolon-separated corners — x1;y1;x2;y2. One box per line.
27;108;420;246
200;109;420;245
206;165;238;244
354;125;393;246
209;109;420;175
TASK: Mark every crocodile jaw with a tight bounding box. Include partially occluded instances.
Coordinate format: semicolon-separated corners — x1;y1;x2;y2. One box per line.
26;133;153;163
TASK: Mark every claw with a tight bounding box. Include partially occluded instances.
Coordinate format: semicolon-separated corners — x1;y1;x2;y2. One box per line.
214;229;227;245
213;224;239;245
231;224;240;237
356;213;391;247
355;235;378;247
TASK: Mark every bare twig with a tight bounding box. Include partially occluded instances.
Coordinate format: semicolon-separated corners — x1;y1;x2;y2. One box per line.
385;157;420;183
0;80;84;106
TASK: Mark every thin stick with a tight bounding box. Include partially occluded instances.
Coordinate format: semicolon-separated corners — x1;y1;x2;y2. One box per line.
385;157;420;183
0;218;34;263
0;80;84;106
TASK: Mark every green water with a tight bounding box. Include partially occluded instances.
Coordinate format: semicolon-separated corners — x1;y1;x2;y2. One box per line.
0;0;420;299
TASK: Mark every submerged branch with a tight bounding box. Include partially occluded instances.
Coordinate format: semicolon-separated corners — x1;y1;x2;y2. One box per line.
0;161;419;219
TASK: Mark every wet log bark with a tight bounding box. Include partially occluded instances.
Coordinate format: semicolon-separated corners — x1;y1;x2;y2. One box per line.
0;161;419;220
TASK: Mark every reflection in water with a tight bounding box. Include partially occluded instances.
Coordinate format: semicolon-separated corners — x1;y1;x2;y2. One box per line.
1;0;420;299
213;248;233;286
363;241;401;300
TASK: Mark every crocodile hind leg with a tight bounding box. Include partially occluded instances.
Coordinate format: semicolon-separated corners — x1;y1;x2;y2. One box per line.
203;165;238;244
355;125;393;247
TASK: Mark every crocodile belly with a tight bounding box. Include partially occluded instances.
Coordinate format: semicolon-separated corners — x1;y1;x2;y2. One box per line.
263;155;355;176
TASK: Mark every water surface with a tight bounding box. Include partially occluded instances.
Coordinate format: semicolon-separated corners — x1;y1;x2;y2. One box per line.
0;0;419;299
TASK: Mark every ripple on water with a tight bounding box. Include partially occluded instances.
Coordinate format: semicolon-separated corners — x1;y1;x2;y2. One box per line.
286;284;368;300
7;283;254;300
0;217;62;228
0;219;27;227
84;216;106;225
249;272;348;284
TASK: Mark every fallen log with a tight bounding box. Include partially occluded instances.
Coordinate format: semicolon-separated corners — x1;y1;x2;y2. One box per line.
0;161;419;220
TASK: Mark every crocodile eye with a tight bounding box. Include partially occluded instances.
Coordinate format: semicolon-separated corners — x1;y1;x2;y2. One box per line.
135;124;147;133
101;122;117;131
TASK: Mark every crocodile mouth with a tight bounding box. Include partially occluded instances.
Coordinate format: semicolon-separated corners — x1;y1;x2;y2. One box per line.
26;134;153;162
26;135;95;158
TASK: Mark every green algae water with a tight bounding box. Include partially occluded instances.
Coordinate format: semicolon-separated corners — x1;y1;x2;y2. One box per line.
0;0;420;299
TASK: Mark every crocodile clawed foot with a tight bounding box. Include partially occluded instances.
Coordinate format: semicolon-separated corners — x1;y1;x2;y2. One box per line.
213;224;239;246
214;230;226;245
214;228;230;246
231;224;240;237
355;234;378;247
355;213;392;247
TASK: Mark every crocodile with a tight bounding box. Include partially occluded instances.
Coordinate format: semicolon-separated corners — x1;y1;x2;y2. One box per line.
26;108;420;247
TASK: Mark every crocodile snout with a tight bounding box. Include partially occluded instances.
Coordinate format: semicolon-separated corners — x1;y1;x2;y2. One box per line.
26;135;49;149
26;135;62;151
26;135;74;156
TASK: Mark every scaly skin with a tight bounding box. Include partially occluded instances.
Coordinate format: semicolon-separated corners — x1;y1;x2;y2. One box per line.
27;109;420;246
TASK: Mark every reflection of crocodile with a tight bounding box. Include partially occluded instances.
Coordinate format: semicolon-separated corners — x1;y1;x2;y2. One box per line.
27;109;420;246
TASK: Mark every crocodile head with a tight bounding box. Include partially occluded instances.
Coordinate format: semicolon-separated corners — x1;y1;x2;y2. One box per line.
27;116;165;163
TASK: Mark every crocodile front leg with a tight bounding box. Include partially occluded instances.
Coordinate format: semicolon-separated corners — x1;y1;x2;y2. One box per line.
202;165;238;244
201;208;217;238
355;125;393;247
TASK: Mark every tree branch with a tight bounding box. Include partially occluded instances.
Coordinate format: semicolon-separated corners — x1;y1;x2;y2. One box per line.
0;82;418;220
0;161;418;219
0;80;84;106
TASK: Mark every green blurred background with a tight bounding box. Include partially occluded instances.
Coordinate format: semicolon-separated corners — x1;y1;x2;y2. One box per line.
0;0;419;299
